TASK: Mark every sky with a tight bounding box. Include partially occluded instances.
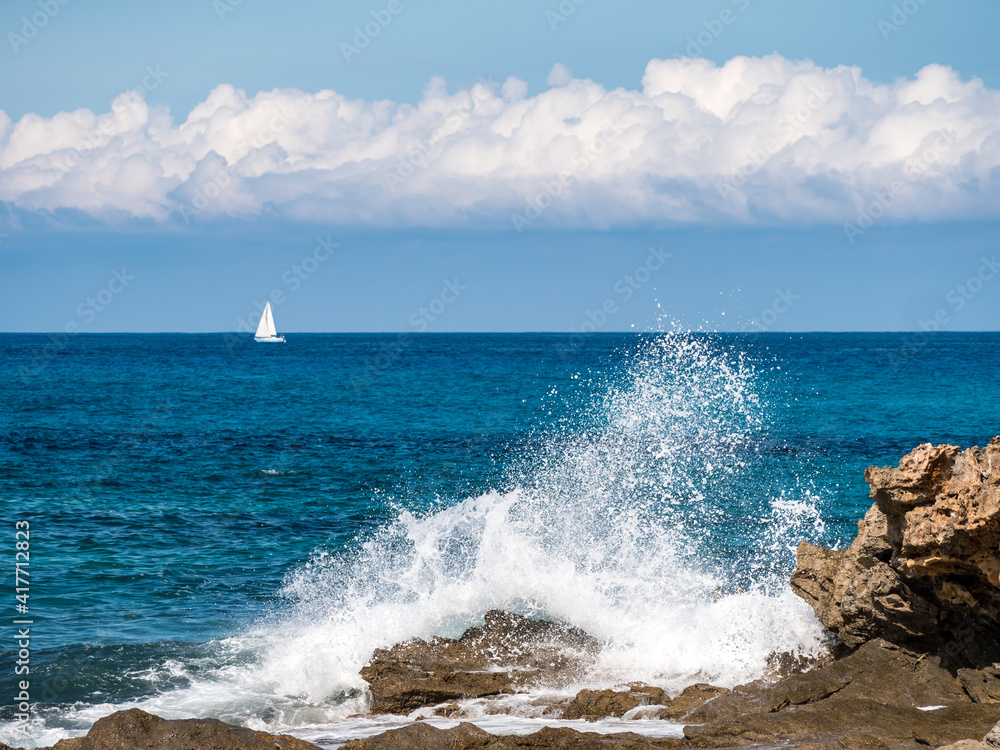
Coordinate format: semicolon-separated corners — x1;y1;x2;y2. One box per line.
1;0;998;332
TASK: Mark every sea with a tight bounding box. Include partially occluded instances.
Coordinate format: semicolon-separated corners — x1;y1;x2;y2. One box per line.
2;331;999;748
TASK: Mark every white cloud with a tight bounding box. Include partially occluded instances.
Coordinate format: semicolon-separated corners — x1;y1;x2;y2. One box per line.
0;54;998;229
547;63;574;87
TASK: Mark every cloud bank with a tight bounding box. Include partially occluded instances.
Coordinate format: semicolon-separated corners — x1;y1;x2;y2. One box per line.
1;54;998;230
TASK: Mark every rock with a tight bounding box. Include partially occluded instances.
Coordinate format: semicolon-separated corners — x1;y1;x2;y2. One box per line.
653;684;728;720
986;719;1000;748
960;666;1000;703
341;722;495;750
341;722;684;750
38;708;320;750
627;684;669;706
686;639;971;723
683;701;1000;750
936;741;988;750
791;439;1000;663
360;636;514;715
561;689;643;720
361;610;599;714
680;639;1000;749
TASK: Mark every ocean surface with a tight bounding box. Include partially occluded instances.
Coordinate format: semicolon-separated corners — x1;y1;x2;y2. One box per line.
2;331;999;747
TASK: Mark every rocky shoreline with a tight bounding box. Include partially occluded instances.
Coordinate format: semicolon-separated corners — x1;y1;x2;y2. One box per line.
12;439;1000;750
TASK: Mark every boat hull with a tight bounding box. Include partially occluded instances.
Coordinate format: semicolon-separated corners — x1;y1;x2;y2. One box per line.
254;336;286;343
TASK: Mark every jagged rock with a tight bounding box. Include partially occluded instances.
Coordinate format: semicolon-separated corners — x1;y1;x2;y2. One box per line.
681;639;1000;750
40;708;320;750
561;689;643;720
359;636;514;714
653;684;728;720
360;610;599;714
628;684;669;706
341;722;494;750
686;639;969;723
791;439;1000;663
340;722;684;750
960;666;1000;703
936;742;988;750
687;702;1000;749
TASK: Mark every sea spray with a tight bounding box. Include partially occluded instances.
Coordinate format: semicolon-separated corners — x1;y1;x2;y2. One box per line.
252;332;829;709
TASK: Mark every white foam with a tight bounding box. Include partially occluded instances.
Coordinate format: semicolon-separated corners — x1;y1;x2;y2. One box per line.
292;713;685;750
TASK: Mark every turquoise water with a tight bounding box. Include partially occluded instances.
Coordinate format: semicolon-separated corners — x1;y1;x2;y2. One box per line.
2;332;999;745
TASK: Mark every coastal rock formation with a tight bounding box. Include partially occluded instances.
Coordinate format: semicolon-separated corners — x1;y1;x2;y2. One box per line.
557;684;727;722
361;610;599;714
791;438;1000;664
561;689;644;720
38;708;321;750
682;639;1000;748
652;684;729;720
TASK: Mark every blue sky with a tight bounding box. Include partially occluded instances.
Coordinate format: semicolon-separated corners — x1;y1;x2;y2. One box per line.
1;0;998;332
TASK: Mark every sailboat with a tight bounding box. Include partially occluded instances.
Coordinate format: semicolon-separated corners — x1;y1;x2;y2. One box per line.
254;302;286;343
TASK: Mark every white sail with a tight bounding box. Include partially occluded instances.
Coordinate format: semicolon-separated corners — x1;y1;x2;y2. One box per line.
255;302;277;338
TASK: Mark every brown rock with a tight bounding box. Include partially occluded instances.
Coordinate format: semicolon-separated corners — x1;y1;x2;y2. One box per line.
678;639;1000;750
686;639;968;724
341;722;494;750
626;685;669;706
360;636;514;715
653;684;728;720
791;439;1000;663
37;708;320;750
960;666;1000;703
561;689;642;720
361;611;599;714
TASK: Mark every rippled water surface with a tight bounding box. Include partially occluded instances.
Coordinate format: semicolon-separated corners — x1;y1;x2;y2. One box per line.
2;332;999;747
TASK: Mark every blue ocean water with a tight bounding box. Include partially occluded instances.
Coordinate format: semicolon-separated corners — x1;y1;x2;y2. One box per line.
2;331;999;746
